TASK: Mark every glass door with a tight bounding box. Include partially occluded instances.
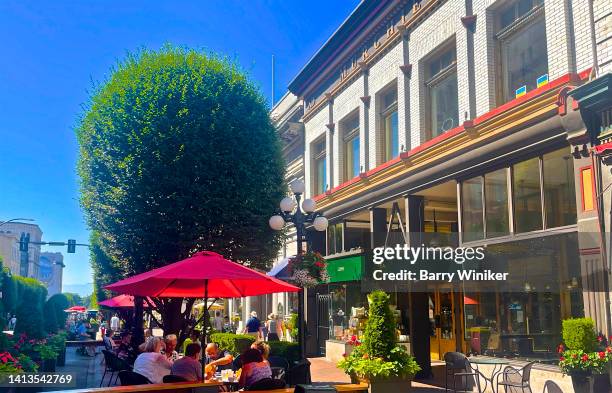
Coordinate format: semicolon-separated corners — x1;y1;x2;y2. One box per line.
429;289;457;360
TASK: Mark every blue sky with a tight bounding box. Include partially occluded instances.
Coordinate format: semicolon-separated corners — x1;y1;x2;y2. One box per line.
0;0;359;288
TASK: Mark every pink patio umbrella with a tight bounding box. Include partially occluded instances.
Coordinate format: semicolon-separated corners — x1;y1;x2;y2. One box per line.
98;294;151;309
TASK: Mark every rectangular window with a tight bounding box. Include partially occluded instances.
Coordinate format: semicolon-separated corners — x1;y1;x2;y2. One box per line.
343;115;360;181
581;167;595;211
543;149;577;226
513;157;543;233
427;47;459;138
498;0;547;103
312;139;326;196
327;222;343;255
380;88;399;162
462;177;484;242
485;169;509;237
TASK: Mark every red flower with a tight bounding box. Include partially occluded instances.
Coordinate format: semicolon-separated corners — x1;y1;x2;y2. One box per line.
572;354;578;359
560;356;565;361
581;354;589;361
598;335;604;342
557;344;564;353
599;352;606;359
607;346;612;353
342;353;347;358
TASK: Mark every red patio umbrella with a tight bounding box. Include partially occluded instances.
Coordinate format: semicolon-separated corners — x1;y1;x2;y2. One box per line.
104;251;300;297
64;305;87;313
98;294;152;309
105;251;299;381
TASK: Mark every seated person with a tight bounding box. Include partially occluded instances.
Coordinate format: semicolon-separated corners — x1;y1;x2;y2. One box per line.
115;332;136;364
171;343;203;382
102;329;115;351
204;343;234;371
138;329;153;352
133;336;172;384
250;341;270;363
182;330;200;354
238;348;272;389
161;334;179;362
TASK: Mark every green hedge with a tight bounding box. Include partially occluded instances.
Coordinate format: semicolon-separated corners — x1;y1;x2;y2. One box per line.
563;317;598;351
14;276;47;339
210;332;256;355
268;341;299;363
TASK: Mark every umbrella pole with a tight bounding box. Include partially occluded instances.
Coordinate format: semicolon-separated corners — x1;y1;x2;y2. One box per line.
201;279;208;381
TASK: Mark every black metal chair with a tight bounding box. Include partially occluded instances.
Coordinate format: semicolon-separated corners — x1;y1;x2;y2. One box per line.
269;356;290;380
100;350;131;387
496;361;535;393
286;359;311;386
163;374;189;383
117;370;151;386
246;377;286;390
443;352;482;393
542;380;563;393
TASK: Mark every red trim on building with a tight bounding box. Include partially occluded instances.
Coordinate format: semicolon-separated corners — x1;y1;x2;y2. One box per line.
594;142;612;154
309;69;593;202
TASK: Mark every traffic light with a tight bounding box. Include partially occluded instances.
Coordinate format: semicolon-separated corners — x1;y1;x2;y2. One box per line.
19;233;30;252
67;239;76;253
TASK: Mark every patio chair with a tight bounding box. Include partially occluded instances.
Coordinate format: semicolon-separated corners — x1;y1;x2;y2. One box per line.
496;361;535;393
163;374;188;383
542;380;563;393
100;350;131;387
117;370;151;386
443;352;482;393
246;377;286;390
286;359;311;386
269;355;290;380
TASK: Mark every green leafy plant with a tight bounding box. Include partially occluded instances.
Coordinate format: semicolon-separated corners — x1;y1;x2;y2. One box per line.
562;318;598;352
210;332;256;355
34;342;58;361
337;291;420;381
0;352;23;373
559;348;612;375
267;341;300;363
17;354;38;372
286;313;299;340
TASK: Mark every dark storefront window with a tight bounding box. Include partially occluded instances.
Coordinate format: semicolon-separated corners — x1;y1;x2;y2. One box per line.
462;177;484;242
463;232;584;362
543;149;577;228
513;157;543;233
485;169;509;237
327;222;343;256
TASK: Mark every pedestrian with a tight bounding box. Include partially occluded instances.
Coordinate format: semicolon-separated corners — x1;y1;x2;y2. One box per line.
213;311;224;332
110;313;120;332
265;313;282;341
242;311;262;339
8;315;16;331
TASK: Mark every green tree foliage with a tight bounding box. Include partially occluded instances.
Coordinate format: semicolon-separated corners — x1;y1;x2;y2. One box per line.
63;293;83;307
13;276;47;339
76;46;285;337
43;300;58;334
90;231;122;303
363;290;397;358
47;294;70;330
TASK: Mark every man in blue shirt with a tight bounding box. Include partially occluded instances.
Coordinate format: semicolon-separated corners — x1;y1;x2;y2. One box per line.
243;311;262;339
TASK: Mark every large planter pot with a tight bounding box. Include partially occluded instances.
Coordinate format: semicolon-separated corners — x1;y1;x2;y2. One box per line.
366;377;412;393
570;371;610;393
56;346;66;366
41;358;56;372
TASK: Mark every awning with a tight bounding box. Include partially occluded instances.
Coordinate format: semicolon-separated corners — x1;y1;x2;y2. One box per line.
267;256;293;280
594;142;612;155
326;254;363;283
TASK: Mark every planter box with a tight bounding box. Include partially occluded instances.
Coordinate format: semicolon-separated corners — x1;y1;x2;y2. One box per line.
325;340;355;363
570;372;610;393
56;346;66;366
368;378;412;393
41;358;56;372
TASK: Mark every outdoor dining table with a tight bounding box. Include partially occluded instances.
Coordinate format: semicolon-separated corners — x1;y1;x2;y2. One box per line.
468;357;510;393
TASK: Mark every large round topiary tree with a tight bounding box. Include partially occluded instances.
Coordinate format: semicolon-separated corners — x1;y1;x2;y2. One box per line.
77;46;285;340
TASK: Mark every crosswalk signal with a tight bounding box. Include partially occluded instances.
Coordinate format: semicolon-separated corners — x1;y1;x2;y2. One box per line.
67;239;76;253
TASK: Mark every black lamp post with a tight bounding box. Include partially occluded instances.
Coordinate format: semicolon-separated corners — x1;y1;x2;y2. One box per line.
269;179;328;359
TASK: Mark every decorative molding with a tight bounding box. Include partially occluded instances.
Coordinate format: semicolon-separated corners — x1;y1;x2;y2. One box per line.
326;123;336;133
461;15;477;32
324;92;333;102
399;64;412;78
357;60;368;72
360;96;371;106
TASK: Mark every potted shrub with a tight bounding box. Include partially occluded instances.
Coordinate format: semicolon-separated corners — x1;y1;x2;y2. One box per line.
49;332;67;367
338;291;420;393
34;342;58;372
558;318;612;393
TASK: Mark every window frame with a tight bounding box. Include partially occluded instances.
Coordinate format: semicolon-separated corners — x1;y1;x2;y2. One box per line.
425;45;459;140
494;1;547;104
312;138;327;196
342;114;361;182
378;85;399;164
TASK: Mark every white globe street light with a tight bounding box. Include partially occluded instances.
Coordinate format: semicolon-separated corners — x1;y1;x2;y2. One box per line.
302;198;316;213
289;179;305;195
280;197;296;212
313;216;328;232
269;215;285;231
